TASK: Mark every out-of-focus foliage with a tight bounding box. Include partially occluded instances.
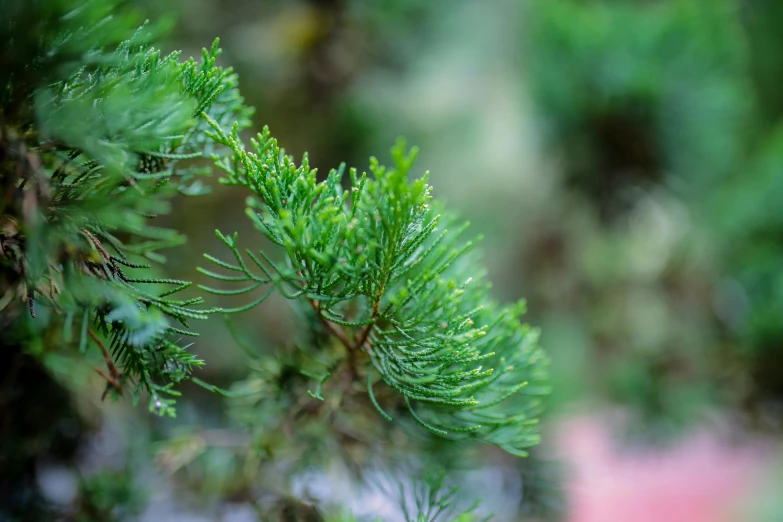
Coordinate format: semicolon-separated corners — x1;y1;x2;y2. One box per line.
1;0;252;417
527;0;751;213
522;0;783;438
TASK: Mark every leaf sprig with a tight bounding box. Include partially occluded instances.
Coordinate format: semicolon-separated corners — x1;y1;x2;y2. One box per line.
200;116;549;455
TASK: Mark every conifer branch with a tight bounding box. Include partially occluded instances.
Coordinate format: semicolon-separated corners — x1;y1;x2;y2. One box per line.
1;7;253;414
200;115;550;456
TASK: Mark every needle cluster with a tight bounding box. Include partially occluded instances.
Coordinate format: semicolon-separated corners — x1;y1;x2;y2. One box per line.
201;119;549;455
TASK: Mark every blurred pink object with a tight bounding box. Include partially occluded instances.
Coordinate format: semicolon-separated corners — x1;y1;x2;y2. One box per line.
554;415;769;522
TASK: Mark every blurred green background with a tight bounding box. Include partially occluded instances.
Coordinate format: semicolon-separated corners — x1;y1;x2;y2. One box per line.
25;0;783;520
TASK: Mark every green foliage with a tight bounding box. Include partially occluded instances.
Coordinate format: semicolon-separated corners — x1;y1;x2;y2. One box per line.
3;1;553;518
395;468;490;522
1;0;252;414
200;116;548;455
72;468;147;522
522;0;748;434
525;0;783;438
528;0;750;205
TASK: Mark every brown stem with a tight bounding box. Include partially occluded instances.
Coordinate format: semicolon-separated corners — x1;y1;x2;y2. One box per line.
310;299;353;349
88;329;123;399
344;346;360;385
351;297;380;353
309;285;383;387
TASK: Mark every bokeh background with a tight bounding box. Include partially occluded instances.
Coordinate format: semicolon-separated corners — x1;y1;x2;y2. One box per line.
29;0;783;520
